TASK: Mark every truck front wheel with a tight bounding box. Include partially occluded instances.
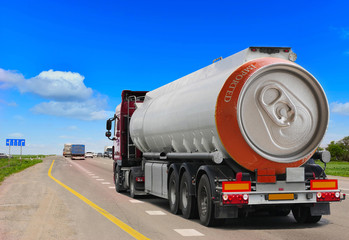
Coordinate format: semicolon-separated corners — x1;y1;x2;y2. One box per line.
114;167;123;193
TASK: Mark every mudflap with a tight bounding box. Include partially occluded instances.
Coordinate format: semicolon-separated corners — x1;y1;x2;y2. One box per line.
215;205;238;219
310;203;330;216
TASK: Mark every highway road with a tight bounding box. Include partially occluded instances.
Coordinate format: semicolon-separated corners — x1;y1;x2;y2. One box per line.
1;155;349;240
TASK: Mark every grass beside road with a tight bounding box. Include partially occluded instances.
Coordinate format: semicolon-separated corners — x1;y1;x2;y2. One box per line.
316;160;349;177
0;155;43;183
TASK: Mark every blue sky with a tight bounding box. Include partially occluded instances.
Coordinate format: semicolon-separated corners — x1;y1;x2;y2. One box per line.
1;0;349;154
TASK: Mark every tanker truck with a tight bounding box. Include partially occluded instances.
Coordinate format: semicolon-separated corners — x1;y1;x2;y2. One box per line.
105;47;345;226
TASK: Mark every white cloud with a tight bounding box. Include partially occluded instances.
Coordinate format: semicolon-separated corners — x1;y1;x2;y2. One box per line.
1;68;113;121
0;99;17;107
8;132;24;138
331;102;349;115
0;69;24;89
13;115;24;121
0;68;92;101
59;135;74;139
321;132;345;147
31;96;114;121
67;125;78;130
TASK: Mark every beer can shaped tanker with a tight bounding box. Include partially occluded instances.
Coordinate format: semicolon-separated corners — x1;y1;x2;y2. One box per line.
130;47;329;174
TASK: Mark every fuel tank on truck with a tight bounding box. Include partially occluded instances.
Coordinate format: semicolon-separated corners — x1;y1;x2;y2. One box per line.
129;47;329;174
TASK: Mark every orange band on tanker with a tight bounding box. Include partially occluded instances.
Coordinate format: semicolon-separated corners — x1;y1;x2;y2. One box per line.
215;58;312;175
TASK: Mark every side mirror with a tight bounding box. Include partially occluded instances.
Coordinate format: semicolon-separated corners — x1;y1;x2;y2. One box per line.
106;119;112;131
313;150;331;163
105;131;111;138
312;150;331;179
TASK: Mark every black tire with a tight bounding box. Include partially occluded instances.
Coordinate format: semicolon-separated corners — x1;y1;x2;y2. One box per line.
270;208;291;217
179;171;198;219
292;206;308;223
292;206;322;224
306;215;322;223
197;174;223;226
114;167;123;193
129;172;136;199
168;171;180;214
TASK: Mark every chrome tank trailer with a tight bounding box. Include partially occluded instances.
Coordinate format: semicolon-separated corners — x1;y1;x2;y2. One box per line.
129;47;329;174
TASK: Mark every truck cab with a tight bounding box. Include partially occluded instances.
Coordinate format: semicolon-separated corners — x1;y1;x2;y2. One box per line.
106;90;147;195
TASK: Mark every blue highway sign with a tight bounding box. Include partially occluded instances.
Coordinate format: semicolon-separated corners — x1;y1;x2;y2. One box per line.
6;139;25;147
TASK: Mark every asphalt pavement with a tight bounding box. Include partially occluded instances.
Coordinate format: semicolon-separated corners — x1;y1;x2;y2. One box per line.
1;156;349;240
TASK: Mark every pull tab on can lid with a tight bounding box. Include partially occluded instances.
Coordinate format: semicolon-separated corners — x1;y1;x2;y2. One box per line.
237;61;329;163
258;83;297;127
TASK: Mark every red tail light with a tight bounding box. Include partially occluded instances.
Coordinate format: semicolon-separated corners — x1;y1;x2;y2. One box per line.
135;177;144;182
222;194;249;205
316;192;340;202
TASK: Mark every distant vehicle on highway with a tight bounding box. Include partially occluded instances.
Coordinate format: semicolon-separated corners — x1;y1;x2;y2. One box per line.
0;153;9;159
97;153;103;157
104;151;112;158
63;143;72;157
85;152;93;158
93;152;97;157
71;144;85;160
104;146;112;158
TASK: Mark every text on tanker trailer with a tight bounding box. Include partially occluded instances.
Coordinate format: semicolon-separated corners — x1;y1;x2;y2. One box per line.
105;47;345;226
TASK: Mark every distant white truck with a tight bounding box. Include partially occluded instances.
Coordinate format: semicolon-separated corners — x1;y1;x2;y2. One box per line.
63;144;72;157
104;146;112;158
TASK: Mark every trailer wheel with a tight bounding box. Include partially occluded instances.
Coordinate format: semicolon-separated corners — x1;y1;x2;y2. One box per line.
269;207;290;216
129;172;136;198
179;171;198;219
168;171;180;214
292;206;322;223
197;174;223;226
306;215;322;223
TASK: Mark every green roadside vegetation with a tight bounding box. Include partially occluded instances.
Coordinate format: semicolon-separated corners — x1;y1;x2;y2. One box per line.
314;136;349;177
316;160;349;177
0;155;43;183
325;136;349;162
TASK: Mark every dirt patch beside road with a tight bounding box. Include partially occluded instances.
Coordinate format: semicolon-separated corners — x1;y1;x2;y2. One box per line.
0;156;77;240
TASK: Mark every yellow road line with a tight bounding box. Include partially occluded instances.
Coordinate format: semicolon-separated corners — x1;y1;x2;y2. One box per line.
48;160;150;240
